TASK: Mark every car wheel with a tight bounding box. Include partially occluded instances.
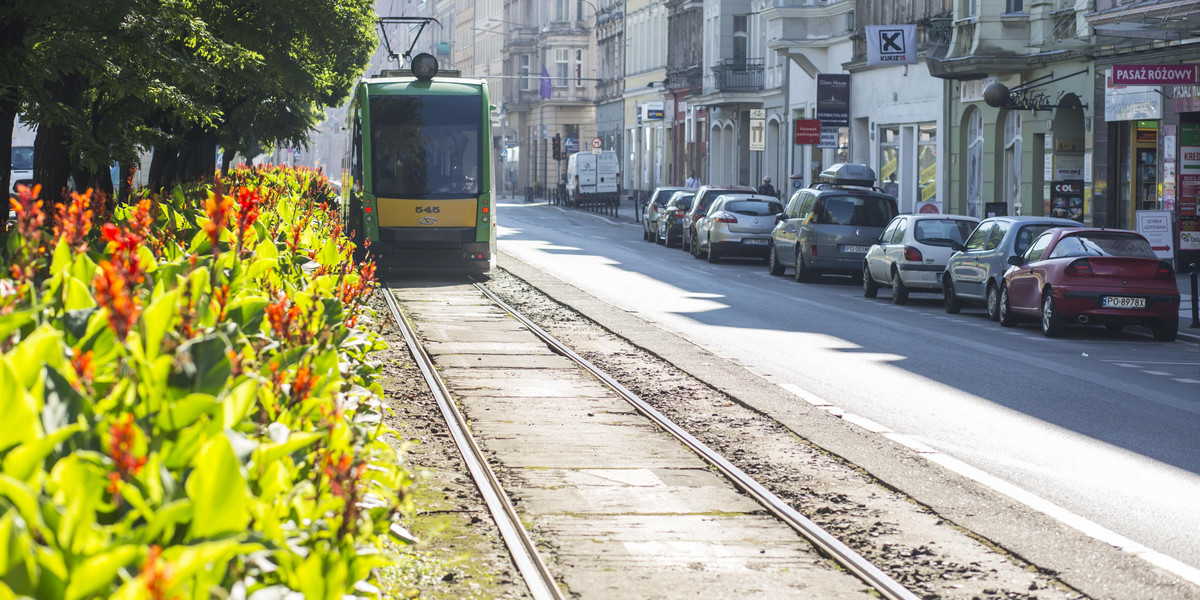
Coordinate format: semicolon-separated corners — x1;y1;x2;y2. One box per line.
1041;290;1065;337
707;244;721;263
986;283;1002;321
943;277;962;314
655;228;664;245
999;284;1017;327
794;249;813;283
891;269;909;305
863;263;879;298
1152;317;1178;342
768;245;785;276
691;235;704;259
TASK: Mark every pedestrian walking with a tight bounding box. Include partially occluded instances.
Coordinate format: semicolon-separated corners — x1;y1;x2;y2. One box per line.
685;170;700;188
758;177;777;198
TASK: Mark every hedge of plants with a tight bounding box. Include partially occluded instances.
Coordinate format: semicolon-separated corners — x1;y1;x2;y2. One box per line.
0;167;413;599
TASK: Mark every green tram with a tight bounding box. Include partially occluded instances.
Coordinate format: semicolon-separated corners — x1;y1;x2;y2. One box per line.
342;53;496;273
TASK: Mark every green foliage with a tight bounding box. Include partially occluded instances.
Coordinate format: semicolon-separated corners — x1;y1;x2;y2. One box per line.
0;167;411;598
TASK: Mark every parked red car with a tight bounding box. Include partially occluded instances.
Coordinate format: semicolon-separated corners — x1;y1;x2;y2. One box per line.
999;228;1179;340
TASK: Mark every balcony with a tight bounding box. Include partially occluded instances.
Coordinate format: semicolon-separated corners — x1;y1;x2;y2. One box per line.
666;65;702;92
710;58;764;92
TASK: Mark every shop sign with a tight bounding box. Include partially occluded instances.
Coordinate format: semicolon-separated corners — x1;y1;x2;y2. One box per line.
1105;69;1162;121
1054;155;1085;180
1179;123;1200;250
818;126;839;148
642;101;664;121
1112;64;1198;86
1050;181;1084;222
794;119;821;145
1135;210;1174;259
816;74;850;127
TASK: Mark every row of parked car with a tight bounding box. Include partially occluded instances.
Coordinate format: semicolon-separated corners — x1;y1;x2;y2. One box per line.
640;163;1182;342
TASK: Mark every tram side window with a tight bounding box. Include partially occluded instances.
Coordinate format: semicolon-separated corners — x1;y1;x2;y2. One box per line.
351;117;363;187
370;94;483;198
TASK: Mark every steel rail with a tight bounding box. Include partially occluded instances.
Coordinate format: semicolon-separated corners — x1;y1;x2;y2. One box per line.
382;285;563;600
475;282;921;600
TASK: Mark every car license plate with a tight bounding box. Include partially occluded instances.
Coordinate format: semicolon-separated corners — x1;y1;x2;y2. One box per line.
1102;296;1145;309
841;245;869;254
743;238;768;245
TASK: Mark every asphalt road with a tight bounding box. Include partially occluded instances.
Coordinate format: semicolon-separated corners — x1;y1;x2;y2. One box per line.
495;199;1200;576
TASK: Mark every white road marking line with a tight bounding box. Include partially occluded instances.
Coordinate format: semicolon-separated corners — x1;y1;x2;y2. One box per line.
1172;378;1200;384
777;379;1200;587
1142;370;1171;376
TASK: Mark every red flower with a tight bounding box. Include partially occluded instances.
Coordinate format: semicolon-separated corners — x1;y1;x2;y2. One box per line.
93;259;142;341
53;188;95;253
140;545;176;600
105;414;147;505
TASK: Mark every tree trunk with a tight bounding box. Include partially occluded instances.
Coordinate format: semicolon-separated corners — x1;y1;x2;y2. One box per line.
221;151;234;176
0;107;14;199
34;124;73;203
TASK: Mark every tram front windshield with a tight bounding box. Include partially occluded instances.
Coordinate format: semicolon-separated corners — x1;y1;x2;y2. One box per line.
370;94;482;199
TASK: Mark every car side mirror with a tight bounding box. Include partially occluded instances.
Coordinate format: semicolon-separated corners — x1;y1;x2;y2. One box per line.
1007;255;1025;266
949;240;966;252
776;214;787;224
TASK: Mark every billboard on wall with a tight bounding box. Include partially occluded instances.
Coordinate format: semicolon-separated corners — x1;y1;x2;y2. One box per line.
1105;69;1162;121
816;75;850;127
1180;123;1200;250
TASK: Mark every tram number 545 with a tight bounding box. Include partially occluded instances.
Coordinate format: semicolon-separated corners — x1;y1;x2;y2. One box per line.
415;206;441;214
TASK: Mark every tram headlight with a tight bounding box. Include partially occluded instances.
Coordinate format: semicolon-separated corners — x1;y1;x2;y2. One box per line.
411;53;439;81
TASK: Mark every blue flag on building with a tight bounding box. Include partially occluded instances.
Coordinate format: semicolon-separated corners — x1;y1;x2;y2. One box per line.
540;66;551;99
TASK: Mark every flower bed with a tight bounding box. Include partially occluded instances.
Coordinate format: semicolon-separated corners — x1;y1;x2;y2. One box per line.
0;167;411;599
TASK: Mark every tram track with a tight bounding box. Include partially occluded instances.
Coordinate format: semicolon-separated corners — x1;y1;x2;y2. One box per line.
382;286;563;600
383;279;921;600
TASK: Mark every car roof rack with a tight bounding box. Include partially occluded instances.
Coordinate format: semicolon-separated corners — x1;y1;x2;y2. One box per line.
817;163;879;189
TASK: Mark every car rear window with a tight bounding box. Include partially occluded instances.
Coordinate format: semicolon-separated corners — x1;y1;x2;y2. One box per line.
1014;224;1063;255
726;200;783;216
1050;232;1156;259
914;219;976;245
815;195;896;227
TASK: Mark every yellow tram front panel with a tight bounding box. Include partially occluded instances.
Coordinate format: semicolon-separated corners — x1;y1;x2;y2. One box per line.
375;197;479;228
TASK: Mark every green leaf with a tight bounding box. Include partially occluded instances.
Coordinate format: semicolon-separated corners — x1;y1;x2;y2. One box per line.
49;238;72;276
64;545;139;600
317;236;339;267
167;333;232;395
3;424;85;484
0;309;35;343
0;475;42;539
222;379;259;428
186;436;249;540
8;325;66;393
0;359;38;452
42;367;87;435
253;432;322;468
62;308;96;343
160;394;221;432
61;276;97;311
225;296;268;334
140;288;179;361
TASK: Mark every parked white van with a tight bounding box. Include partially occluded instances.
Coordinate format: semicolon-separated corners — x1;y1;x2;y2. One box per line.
565;150;619;207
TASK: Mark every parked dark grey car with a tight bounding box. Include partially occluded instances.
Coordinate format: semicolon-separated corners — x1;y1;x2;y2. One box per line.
768;164;898;282
642;186;692;242
942;215;1082;318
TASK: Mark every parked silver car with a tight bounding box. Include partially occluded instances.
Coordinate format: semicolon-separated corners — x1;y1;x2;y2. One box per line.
942;215;1082;318
642;186;693;242
863;214;979;304
656;191;695;247
693;194;784;263
768;164;899;282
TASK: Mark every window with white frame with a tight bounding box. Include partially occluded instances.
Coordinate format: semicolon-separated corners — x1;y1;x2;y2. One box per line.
575;49;582;86
519;54;531;91
555;0;567;21
555;48;569;87
1004;112;1022;213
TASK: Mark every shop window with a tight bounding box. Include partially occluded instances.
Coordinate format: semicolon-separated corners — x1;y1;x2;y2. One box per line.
966;108;984;218
918;124;937;207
